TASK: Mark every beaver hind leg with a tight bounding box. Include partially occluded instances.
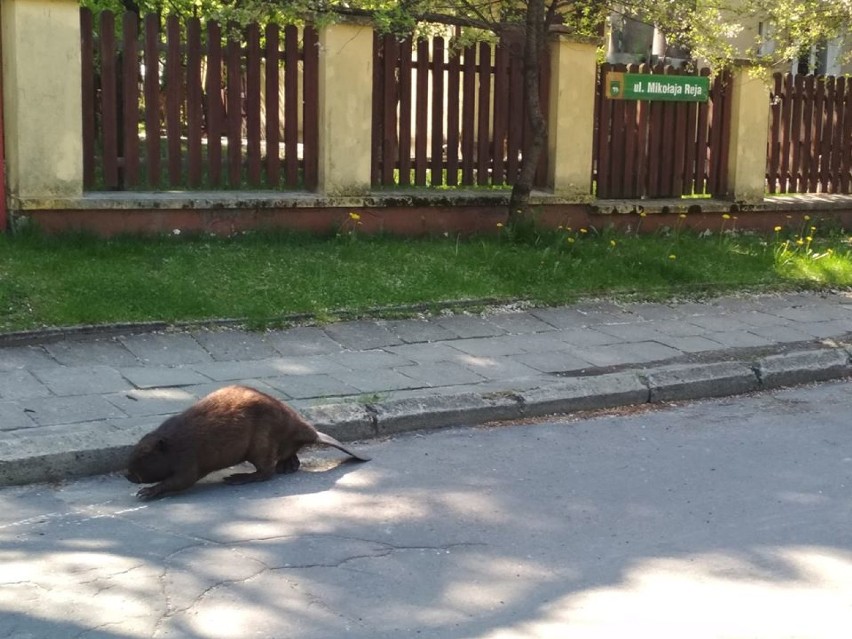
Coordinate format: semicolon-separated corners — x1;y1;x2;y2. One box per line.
224;446;278;485
276;455;301;474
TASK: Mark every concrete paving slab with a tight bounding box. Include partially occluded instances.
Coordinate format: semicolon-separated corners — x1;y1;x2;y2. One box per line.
745;324;819;343
190;329;278;361
0;401;38;431
266;326;345;357
434;315;506;338
119;365;211;389
385;318;458;343
322;320;403;350
0;369;52;400
104;388;197;417
332;369;429;394
20;394;127;427
484;311;556;334
703;330;774;348
44;338;140;367
565;341;682;367
119;332;213;365
552;327;625;347
659;335;727;353
514;351;596;374
395;362;487;387
262;374;362;400
0;345;56;370
31;365;130;396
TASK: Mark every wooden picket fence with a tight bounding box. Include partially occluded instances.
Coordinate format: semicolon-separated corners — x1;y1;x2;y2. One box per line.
80;8;318;191
594;63;732;199
371;33;549;188
767;72;852;194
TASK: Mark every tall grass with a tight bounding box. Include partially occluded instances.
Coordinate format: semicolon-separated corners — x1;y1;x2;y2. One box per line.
2;218;850;333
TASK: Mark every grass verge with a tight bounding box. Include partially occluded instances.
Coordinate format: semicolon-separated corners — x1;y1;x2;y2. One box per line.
1;219;851;333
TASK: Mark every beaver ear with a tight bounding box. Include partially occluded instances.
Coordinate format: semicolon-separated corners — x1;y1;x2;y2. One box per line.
155;438;168;452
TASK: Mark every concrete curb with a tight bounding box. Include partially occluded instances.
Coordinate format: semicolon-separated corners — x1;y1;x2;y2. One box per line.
2;346;851;487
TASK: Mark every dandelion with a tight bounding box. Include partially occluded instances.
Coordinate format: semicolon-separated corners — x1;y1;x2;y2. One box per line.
804;215;811;221
640;212;647;218
580;228;588;234
806;236;813;242
722;214;731;220
610;240;617;248
172;229;181;236
774;226;782;232
679;214;687;219
496;222;504;228
811;226;817;232
567;237;575;244
668;254;677;260
796;238;805;246
349;212;361;221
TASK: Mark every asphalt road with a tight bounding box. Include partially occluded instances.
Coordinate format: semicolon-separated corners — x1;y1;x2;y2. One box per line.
2;380;852;638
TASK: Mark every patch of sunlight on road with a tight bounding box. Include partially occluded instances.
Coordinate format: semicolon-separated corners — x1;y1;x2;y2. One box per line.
482;546;852;638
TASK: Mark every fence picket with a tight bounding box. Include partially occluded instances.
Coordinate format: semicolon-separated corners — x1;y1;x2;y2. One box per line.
284;25;300;187
460;45;476;185
398;37;413;186
186;18;203;188
445;48;460;186
264;24;280;188
246;23;262;187
206;21;224;187
226;28;242;188
476;43;491;186
100;11;119;189
166;16;182;186
81;8;96;189
431;37;445;186
302;26;319;190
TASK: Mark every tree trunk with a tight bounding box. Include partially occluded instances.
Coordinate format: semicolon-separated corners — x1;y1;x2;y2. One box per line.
507;0;548;228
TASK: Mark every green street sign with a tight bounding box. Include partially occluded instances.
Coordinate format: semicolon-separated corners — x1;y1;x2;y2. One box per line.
606;72;709;102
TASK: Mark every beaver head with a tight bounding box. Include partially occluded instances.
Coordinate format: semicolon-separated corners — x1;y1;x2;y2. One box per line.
126;432;175;484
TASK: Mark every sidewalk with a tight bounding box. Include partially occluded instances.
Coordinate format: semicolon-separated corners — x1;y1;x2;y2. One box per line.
3;290;852;486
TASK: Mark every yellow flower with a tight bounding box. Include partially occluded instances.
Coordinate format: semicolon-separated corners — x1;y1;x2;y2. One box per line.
804;215;811;221
811;226;817;232
567;237;575;244
796;238;805;246
640;212;647;218
679;214;687;219
806;236;813;242
580;228;588;234
496;222;504;228
774;226;782;232
610;240;617;247
722;214;731;220
668;254;677;260
349;212;361;221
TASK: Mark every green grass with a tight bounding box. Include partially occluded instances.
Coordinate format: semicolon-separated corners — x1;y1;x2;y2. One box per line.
2;221;851;333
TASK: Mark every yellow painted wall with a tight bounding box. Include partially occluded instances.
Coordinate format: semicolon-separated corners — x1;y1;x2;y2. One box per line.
317;21;373;195
2;0;82;200
726;65;770;203
547;36;597;200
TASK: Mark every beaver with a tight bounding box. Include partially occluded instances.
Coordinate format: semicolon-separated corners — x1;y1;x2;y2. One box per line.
125;385;370;500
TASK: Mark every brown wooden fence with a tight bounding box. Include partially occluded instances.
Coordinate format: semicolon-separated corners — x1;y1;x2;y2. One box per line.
371;33;549;188
594;63;732;199
81;8;318;191
767;72;852;194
